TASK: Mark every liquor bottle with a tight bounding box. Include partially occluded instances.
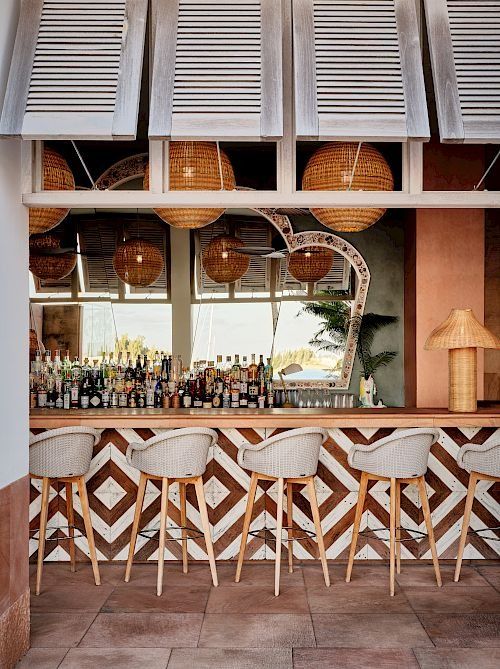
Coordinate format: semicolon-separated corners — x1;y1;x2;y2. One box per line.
202;381;213;409
224;356;232;385
205;360;216;396
89;375;103;408
79;378;90;409
70;378;80;408
240;356;249;407
257;354;265;388
82;357;91;378
101;380;110;408
182;379;192;408
161;389;171;408
146;380;155;408
214;356;224;396
110;384;119;408
128;386;137;408
116;351;124;378
53;350;62;377
265;357;274;407
248;353;258;382
118;385;128;408
108;351;117;380
62;350;72;381
230;355;241;408
171;386;181;409
248;354;259;408
91;359;99;382
63;382;71;410
72;356;82;381
222;381;231;408
37;379;47;408
125;352;135;381
153;351;161;379
193;376;203;408
137;385;146;408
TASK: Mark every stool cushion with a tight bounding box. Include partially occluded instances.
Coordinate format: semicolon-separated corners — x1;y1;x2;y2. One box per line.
237;427;328;479
348;429;440;479
29;426;100;478
457;440;500;478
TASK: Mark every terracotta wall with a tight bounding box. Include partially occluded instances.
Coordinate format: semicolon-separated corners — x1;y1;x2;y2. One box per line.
485;215;500;400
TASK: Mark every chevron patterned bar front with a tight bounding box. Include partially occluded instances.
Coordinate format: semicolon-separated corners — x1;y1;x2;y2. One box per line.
28;427;500;564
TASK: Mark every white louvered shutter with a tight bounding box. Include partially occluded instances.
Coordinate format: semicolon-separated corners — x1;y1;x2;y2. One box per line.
150;0;283;140
0;0;147;139
293;0;429;141
424;0;500;142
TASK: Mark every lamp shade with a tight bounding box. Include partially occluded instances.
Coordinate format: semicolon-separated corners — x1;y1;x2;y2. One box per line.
425;309;500;350
29;234;77;280
144;142;236;229
302;142;394;232
113;238;164;287
288;246;334;283
29;148;75;235
202;234;250;284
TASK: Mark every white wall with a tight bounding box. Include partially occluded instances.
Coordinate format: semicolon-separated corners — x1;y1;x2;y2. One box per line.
0;0;29;489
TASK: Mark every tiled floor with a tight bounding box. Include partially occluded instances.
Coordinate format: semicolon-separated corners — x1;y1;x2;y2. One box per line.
18;562;500;668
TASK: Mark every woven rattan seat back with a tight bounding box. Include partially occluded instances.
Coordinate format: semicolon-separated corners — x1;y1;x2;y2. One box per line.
29;426;100;478
457;440;500;478
126;427;218;478
348;429;440;479
237;427;328;479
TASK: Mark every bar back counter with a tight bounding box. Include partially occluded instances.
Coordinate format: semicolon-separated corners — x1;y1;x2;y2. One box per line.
29;408;500;564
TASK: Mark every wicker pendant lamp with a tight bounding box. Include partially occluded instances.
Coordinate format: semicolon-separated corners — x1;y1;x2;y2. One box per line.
202;234;250;284
288;246;334;283
302;142;394;232
113;238;164;287
425;309;500;412
29;148;75;235
29;234;77;280
144;142;236;229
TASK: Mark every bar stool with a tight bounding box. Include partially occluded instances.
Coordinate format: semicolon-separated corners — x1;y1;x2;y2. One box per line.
455;439;500;582
235;427;330;596
29;427;101;595
346;428;442;596
125;427;218;596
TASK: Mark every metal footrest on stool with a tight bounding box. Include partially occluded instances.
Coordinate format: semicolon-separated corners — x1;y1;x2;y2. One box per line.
359;527;427;543
30;525;84;541
249;526;316;543
138;526;204;542
468;526;500;541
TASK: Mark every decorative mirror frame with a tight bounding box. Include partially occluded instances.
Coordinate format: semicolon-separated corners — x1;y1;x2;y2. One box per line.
95;155;371;391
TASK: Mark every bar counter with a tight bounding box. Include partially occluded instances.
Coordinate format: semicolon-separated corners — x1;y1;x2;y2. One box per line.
29;407;500;564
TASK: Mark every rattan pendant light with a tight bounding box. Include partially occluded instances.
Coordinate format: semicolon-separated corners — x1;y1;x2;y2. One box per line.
29;234;77;280
288;246;334;283
113;238;164;287
202;234;250;284
29;148;75;235
144;142;236;229
302;142;394;232
425;309;500;412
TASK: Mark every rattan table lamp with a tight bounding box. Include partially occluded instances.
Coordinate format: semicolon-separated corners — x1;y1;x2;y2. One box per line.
425;309;499;412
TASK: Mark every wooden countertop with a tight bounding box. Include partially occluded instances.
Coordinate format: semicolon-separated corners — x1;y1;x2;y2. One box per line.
29;407;500;429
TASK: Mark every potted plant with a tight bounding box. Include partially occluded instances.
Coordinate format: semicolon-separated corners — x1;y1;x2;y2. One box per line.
301;292;398;406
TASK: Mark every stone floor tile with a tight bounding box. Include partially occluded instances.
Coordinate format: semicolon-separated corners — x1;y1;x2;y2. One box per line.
306;585;413;614
167;648;293;669
198;614;315;648
405;587;500;614
78;613;203;648
413;648;500;669
303;564;398;590
206;585;309;613
397;565;489;588
217;563;305;587
293;648;420;668
30;584;114;613
418;614;500;647
29;564;124;588
102;585;209;613
30;613;97;648
16;647;70;668
116;563;213;589
312;614;432;648
59;647;171;669
477;566;500;591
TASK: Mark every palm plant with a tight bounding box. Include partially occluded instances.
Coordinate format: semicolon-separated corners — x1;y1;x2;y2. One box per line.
301;291;399;379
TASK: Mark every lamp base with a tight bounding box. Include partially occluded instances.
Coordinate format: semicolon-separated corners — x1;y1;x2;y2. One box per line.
448;348;477;413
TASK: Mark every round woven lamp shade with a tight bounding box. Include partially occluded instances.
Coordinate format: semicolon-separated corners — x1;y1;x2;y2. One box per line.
302;142;394;232
29;234;77;280
29;148;75;235
113;238;164;287
144;142;236;229
288;246;334;283
202;234;250;284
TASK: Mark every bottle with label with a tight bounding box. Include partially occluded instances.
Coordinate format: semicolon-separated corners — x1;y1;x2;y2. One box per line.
154;379;163;407
214;356;224;395
182;379;192;408
171;386;181;409
79;378;90;409
70;378;80;408
110;385;119;408
72;356;82;381
222;382;231;409
37;380;47;408
63;382;71;410
265;357;274;407
230;355;241;408
146;380;155;408
193;376;203;408
89;376;102;409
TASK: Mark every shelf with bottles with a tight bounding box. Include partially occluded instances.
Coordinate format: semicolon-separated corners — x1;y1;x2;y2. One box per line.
29;350;285;411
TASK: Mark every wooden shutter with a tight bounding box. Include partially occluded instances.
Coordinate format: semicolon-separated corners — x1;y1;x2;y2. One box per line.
424;0;500;143
150;0;283;140
0;0;147;140
293;0;429;141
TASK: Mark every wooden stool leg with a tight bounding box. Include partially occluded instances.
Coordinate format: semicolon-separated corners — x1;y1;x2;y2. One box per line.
418;476;442;588
125;472;147;583
396;480;401;575
307;477;330;588
157;477;169;596
194;476;218;587
287;482;294;574
35;477;51;596
65;482;76;573
275;477;285;596
77;476;100;587
389;478;397;597
454;472;478;582
235;472;258;583
180;482;189;574
346;472;368;583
